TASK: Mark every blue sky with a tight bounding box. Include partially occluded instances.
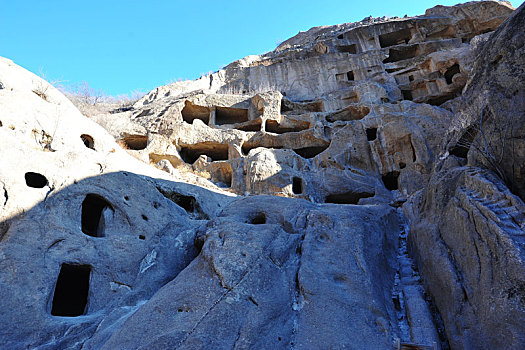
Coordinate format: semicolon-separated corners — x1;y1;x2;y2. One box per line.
1;1;519;96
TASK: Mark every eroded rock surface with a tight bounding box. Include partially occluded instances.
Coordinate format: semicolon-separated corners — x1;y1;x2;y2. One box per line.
93;0;512;205
100;198;400;349
0;1;524;349
407;4;525;349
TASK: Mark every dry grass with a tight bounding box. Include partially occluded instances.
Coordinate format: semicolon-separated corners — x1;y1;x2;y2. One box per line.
55;81;146;117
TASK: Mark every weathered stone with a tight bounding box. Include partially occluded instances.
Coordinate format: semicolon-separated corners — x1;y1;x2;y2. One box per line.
407;3;525;349
0;1;523;349
95;2;511;202
99;198;401;350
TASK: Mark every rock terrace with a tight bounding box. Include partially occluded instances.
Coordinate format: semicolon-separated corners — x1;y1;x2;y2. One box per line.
0;1;524;349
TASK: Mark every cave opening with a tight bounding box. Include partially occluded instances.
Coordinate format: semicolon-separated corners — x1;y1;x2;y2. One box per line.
251;212;267;225
181;101;210;125
382;171;400;191
179;142;229;164
444;63;460;85
281;99;293;113
427;91;459;106
383;45;418;63
449;125;478;159
366;128;378;141
80;134;94;150
379;28;413;48
81;194;113;237
25;172;48;188
155;186;210;220
336;71;355;82
325;191;374;204
215;106;249;125
293;145;329;159
175;195;196;213
401;90;413;101
337;44;357;54
265;119;310;134
292;177;303;194
120;135;148;150
51;263;91;317
235;120;262;132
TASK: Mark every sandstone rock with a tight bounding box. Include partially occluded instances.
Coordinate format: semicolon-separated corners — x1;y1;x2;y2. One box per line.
93;1;511;204
99;197;401;349
0;56;231;348
407;3;525;349
0;1;523;349
0;55;409;349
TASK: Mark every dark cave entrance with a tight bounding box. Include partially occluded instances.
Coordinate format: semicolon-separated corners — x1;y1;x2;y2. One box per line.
449;125;478;159
366;128;378;141
120;135;148;150
179;142;229;164
80;134;94;150
181;101;211;125
337;44;357;54
81;194;113;237
444;63;460;84
379;28;413;48
293;145;329;159
401;89;413;101
325;191;374;204
215;106;249;125
51;263;91;317
383;45;419;63
382;171;400;191
250;212;267;225
25;172;48;188
292;177;303;194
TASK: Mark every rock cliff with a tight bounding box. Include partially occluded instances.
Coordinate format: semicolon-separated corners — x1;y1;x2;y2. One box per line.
0;1;523;349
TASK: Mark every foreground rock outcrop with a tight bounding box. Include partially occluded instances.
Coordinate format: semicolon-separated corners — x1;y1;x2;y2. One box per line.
0;61;404;349
407;4;525;349
1;1;524;349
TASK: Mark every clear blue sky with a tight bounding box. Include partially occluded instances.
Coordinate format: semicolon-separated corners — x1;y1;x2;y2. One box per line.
0;0;519;96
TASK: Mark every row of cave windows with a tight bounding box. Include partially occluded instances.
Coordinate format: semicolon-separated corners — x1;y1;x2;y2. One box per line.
335;25;493;53
46;177;400;318
49;206;271;317
336;27;414;51
334;28;415;55
181;104;311;135
26;165;396;233
76;129;393;194
47;176;398;319
24;172;305;239
81;133;148;151
335;63;460;90
181;104;255;127
180;66;460;123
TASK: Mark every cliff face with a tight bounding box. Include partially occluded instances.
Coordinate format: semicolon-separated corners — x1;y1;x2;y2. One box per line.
0;1;524;349
95;0;513;205
407;3;525;349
